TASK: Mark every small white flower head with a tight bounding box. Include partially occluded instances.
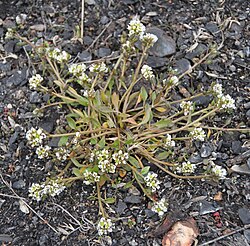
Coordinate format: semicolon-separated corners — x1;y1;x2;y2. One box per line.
71;132;81;144
69;63;86;76
36;145;51;159
5;28;15;39
112;150;129;165
43;179;66;197
122;40;136;54
151;198;168;217
97;217;113;236
29;74;44;89
211;165;227;179
83;170;100;185
55;147;70;161
144;172;160;192
189;127;206;142
78;73;91;84
48;48;71;63
180;101;194;116
168;76;179;86
164;134;175;148
26;127;46;147
141;33;158;47
96;149;115;173
29;183;44;202
176;161;196;174
83;89;95;98
216;94;236;110
89;62;108;73
211;83;223;96
141;65;154;80
127;18;146;37
89;152;95;162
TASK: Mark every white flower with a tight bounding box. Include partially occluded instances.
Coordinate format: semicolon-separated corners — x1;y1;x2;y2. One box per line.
83;170;100;185
144;172;160;192
151;198;168;217
211;83;223;96
140;33;158;47
189;128;206;141
5;28;15;39
78;73;91;84
164;134;175;148
176;161;196;174
97;217;113;236
48;48;71;63
69;63;86;76
211;165;227;179
112;150;129;165
36;145;51;159
29;74;44;89
29;183;44;202
55;147;70;161
26;127;46;147
216;94;236;110
89;62;108;73
122;40;136;54
180;101;194;116
141;65;154;80
169;76;179;86
127;18;145;37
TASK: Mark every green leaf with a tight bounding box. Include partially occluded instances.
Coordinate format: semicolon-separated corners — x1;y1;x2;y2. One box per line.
104;197;116;204
58;136;69;146
111;92;120;112
78;96;89;106
141;166;150;175
154;119;173;129
98;137;106;149
139;104;152;125
96;105;115;113
71;158;84;167
156;151;171;160
90;138;97;145
128;156;140;168
123;180;133;189
140;86;148;102
66;116;76;129
151;91;156;104
72;168;82;177
72;109;86;119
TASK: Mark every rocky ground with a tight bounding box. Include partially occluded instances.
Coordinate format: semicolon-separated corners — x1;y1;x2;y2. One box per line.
0;0;250;245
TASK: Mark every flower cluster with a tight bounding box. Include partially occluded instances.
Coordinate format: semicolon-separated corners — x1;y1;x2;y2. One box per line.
48;48;71;63
69;63;86;77
83;89;95;98
112;150;129;165
151;198;168;217
141;65;154;80
29;179;66;202
141;33;158;47
180;101;194;116
144;172;160;192
5;28;15;39
168;76;179;86
189;127;206;141
211;164;227;179
36;145;51;159
26;127;46;147
216;94;236;110
83;170;100;185
127;18;146;37
29;74;44;89
55;147;70;161
122;40;135;54
97;217;113;236
164;134;175;148
176;161;196;174
211;83;223;96
71;132;81;144
89;62;108;73
95;149;115;173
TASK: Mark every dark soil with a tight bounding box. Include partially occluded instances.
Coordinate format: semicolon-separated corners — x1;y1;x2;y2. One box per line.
0;0;249;245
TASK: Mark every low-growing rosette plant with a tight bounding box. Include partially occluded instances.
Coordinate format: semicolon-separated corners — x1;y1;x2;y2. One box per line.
11;17;248;236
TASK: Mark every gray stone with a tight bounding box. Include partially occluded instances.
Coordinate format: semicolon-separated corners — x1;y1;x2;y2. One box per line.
185;43;208;60
147;27;176;57
192;95;213;107
246;109;250;118
29;91;41;103
244;102;250;109
124;195;142;204
0;199;5;209
146;55;167;68
83;36;93;46
8;131;19;145
205;22;219;34
199;201;220;215
200;144;212;158
78;50;92;62
0;62;11;72
231;141;242;154
238;208;250;225
116;200;127;214
244;229;250;242
247;158;250;169
4;68;27;87
4;40;17;53
12;180;26;189
96;47;111;58
174;58;191;74
85;0;96;5
188;153;203;164
100;16;109;25
145;209;156;218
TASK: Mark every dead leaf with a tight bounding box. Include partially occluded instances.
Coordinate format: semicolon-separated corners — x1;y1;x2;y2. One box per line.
162;218;199;246
214;191;223;201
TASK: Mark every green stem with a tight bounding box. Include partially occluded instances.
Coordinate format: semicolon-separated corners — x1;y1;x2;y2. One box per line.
97;183;106;217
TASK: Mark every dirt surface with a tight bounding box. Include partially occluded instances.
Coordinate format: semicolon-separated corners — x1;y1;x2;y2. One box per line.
0;0;250;245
